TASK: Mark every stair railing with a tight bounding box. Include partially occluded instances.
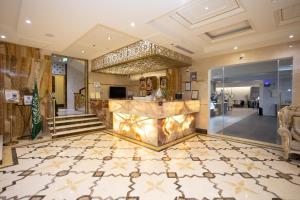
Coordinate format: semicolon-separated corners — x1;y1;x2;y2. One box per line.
52;97;56;135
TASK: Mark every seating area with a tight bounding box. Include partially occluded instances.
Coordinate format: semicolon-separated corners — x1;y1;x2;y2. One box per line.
278;105;300;160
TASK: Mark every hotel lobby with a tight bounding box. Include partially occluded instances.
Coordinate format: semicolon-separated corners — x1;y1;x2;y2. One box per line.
1;0;300;199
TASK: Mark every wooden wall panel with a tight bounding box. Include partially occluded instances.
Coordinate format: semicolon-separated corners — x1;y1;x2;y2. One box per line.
167;68;182;99
0;42;51;142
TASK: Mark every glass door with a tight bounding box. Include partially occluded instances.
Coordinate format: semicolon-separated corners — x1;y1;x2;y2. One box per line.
209;58;293;145
209;67;224;134
52;55;87;116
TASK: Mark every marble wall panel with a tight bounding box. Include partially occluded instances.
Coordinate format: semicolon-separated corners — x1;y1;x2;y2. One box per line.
0;42;51;142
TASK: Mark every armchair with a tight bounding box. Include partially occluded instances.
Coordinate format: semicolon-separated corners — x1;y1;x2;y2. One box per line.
277;105;300;160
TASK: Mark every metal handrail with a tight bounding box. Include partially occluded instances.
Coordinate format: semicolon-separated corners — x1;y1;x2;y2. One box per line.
52;97;56;135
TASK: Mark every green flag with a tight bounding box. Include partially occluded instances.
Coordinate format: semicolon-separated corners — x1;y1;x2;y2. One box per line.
31;80;42;139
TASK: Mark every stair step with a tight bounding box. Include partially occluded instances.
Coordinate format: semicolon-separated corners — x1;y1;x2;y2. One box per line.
51;125;105;137
47;114;96;120
48;117;99;125
49;121;102;130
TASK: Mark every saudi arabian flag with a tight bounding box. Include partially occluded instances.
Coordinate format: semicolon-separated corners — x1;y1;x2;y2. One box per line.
31;80;42;139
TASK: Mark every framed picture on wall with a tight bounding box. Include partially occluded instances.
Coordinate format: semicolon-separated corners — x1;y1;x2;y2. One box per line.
139;77;146;90
191;90;199;100
4;89;20;104
23;95;33;105
190;72;197;81
160;76;167;89
185;82;191;91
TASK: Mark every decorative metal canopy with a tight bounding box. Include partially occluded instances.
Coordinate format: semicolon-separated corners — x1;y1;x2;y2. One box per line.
91;40;192;75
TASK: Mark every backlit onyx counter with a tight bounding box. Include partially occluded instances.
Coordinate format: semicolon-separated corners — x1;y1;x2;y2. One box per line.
108;100;200;150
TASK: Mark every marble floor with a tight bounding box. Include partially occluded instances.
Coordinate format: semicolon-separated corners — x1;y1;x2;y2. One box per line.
1;131;300;200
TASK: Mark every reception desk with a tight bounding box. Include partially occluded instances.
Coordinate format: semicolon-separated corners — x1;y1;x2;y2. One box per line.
108;100;200;150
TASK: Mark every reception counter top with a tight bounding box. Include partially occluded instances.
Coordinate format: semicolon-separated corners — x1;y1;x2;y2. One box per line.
109;100;200;119
108;100;200;150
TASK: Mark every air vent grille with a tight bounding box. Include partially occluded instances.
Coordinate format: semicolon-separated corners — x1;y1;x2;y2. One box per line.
174;45;194;54
205;20;252;40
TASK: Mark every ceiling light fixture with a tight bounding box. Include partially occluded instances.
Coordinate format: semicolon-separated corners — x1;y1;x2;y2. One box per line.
25;19;32;24
289;34;294;39
92;40;192;75
107;36;111;40
234;46;238;50
130;22;135;27
289;45;293;48
205;7;209;10
1;35;6;39
81;50;85;54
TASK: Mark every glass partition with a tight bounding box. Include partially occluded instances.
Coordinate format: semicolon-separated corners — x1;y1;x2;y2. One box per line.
209;58;293;144
209;67;224;134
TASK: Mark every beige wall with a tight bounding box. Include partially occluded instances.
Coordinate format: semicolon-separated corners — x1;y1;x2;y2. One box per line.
88;72;139;100
67;60;85;109
181;40;300;130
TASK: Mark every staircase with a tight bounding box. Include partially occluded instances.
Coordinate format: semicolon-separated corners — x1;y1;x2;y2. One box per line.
47;114;105;138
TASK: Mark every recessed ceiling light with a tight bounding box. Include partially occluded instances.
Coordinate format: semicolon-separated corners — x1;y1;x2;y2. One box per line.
81;50;85;54
130;22;135;27
25;19;32;24
289;45;293;48
204;7;209;10
234;46;238;50
1;35;6;39
107;36;111;40
289;34;294;39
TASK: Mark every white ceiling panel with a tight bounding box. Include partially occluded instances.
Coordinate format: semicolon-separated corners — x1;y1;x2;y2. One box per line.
0;0;300;60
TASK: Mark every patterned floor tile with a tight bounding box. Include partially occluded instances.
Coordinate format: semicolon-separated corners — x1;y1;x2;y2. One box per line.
204;140;233;149
239;148;281;160
101;158;137;176
38;172;96;200
69;140;97;148
0;174;54;199
135;148;165;160
167;160;207;177
213;174;277;200
179;176;220;199
263;160;300;175
19;146;63;159
129;174;181;200
201;160;236;174
139;160;167;174
1;132;300;200
81;147;113;159
259;177;300;200
30;157;76;175
217;149;246;159
56;147;86;157
229;158;278;177
71;159;103;173
92;176;131;199
0;158;42;172
166;149;191;159
113;148;136;158
189;148;221;160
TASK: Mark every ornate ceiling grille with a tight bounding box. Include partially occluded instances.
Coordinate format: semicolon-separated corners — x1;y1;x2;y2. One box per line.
91;40;192;75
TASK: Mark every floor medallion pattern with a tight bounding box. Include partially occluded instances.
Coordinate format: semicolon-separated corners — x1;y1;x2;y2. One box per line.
1;132;300;200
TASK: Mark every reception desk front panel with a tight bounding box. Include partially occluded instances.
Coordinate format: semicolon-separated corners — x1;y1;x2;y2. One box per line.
109;100;199;149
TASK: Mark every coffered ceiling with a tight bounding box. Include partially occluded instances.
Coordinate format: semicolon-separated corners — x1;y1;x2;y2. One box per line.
0;0;300;60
